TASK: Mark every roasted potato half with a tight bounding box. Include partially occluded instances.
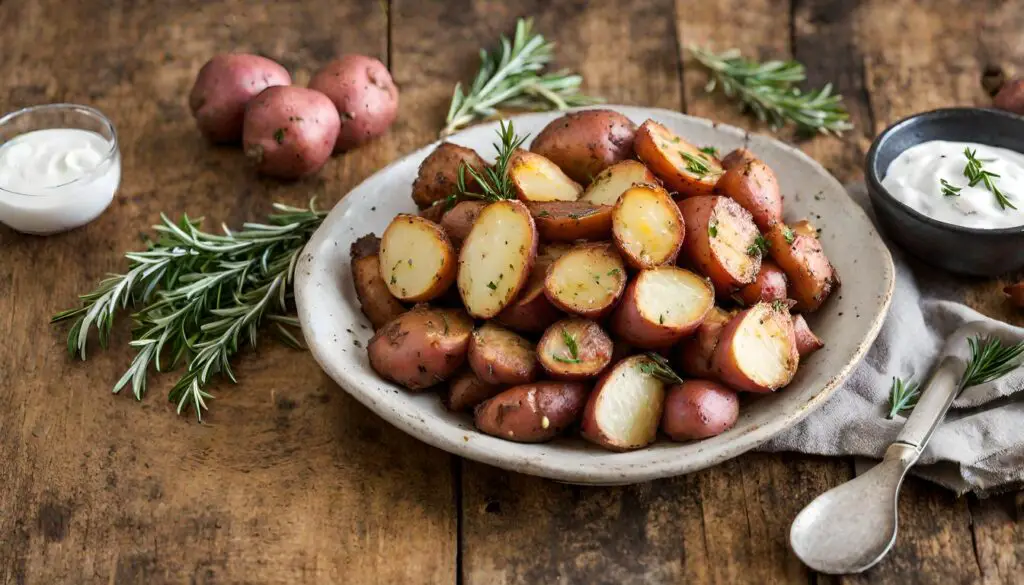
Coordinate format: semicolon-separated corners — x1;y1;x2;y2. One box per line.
661;380;740;441
612;183;685;269
527;201;613;242
610;266;714;349
544;242;628;319
537;318;614;380
530;109;638;184
634;119;723;197
509;151;583;202
379;215;458;302
714;152;782;231
676;306;734;378
581;160;658;206
494;243;570;333
712;302;798;393
792;314;824;358
468;323;540;385
474;382;590;443
367;306;474;390
411;142;487;209
581;355;666;451
765;223;838;313
445;370;504;412
440;200;487;245
734;259;788;306
350;234;407;329
678;195;761;297
457;200;538;318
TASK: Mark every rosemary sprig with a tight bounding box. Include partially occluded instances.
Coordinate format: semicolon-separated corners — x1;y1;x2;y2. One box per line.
454;119;527;202
961;335;1024;388
962;148;1016;210
689;46;852;136
636;353;684;384
886;376;920;419
441;18;601;136
681;152;712;177
939;178;962;197
52;202;325;420
552;327;581;364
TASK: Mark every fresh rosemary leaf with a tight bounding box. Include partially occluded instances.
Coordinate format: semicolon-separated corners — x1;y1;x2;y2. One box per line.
747;234;770;256
886;376;920;419
960;335;1024;388
561;327;579;360
455;120;526;202
939;178;962;197
681;152;712;177
635;352;684;384
962;148;1016;210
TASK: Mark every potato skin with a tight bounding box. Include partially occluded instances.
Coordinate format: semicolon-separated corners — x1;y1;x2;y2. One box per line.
610;268;714;349
734;260;788;306
537;319;614;380
676;306;734;378
678;196;761;296
994;79;1024;115
367;306;474;390
468;324;540;385
712;303;799;393
611;183;686;269
474;382;590;442
661;380;739;441
440;200;487;244
792;314;824;358
634;120;723;197
543;242;627;319
350;234;407;329
530;109;637;184
720;148;758;170
242;86;340;179
765;223;838;312
308;54;399;152
445;370;504;412
189;54;292;143
526;201;613;242
1005;282;1024;308
379;214;458;302
494;244;569;333
411;143;488;209
714;157;783;231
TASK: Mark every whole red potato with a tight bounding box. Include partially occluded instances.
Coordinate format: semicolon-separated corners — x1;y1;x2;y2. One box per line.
993;79;1024;116
309;55;399;152
661;380;739;441
189;54;291;143
242;86;340;179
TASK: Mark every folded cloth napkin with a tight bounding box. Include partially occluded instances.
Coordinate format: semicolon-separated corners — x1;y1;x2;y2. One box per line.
759;183;1024;496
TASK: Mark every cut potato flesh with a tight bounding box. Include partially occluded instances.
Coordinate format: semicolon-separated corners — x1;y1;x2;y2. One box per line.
710;208;758;279
582;160;657;206
379;214;456;302
733;315;792;385
635;120;723;197
583;355;665;450
457;200;538;318
544;243;627;318
510;151;583;202
612;184;684;268
636;268;712;328
713;303;798;392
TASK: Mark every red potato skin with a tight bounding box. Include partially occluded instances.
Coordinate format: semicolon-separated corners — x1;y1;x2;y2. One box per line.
677;196;761;296
720;148;758;170
536;319;614;380
765;224;838;313
467;326;540;385
609;271;713;349
308;54;399;152
526;201;614;242
676;306;733;378
543;243;627;320
189;54;292;143
530;110;638;184
994;79;1024;115
634;121;720;198
444;370;504;412
661;380;740;441
411;143;488;209
440;201;487;244
714;158;783;231
474;383;590;443
735;260;788;306
366;307;473;390
1005;282;1024;308
792;314;825;358
712;305;799;393
495;280;564;333
350;234;407;329
243;86;341;179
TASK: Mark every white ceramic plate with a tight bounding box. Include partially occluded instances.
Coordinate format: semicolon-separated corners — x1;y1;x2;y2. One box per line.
295;106;895;485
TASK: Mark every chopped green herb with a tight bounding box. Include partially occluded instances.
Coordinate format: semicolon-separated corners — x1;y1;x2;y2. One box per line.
536;210;552;218
560;327;580;361
635;353;684;383
486;281;498;291
939;178;962;197
659;313;665;325
606;268;621;277
708;219;719;238
782;225;795;244
747;234;769;256
273;128;286;144
963;148;1015;210
681;152;712;177
699;146;719;158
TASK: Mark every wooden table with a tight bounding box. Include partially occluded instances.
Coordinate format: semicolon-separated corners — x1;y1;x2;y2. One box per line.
2;1;1022;583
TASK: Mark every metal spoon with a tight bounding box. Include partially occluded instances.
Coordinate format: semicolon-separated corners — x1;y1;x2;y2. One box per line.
788;352;964;574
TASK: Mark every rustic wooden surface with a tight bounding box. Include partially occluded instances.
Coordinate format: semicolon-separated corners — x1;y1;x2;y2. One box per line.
1;0;1022;583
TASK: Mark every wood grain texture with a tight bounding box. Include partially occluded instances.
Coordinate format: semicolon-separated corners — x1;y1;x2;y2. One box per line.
0;1;455;584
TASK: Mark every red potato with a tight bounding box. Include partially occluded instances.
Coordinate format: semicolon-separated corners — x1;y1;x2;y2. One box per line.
537;318;614;380
242;86;340;179
526;201;613;242
1005;282;1024;308
308;54;399;152
611;183;685;269
581;160;659;206
468;324;540;385
350;234;407;329
993;79;1024;115
720;148;758;170
792;314;825;358
444;370;504;412
712;302;799;393
474;382;590;443
661;380;740;441
529;109;638;184
189;53;292;143
610;267;715;349
765;223;838;313
367;306;474;390
714;155;783;231
411;143;488;209
440;200;487;244
734;260;788;306
581;355;667;451
419;203;447;224
634;119;724;197
544;242;628;319
379;215;457;302
494;244;571;333
457;200;538;318
676;306;734;378
509;151;584;202
677;196;762;296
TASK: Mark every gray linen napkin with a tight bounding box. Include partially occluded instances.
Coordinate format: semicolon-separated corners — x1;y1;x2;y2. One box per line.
759;183;1024;496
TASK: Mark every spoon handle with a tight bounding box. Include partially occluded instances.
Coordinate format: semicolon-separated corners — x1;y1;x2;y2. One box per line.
894;355;963;450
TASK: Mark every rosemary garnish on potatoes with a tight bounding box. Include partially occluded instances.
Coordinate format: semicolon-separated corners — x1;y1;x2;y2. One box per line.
688;46;852;135
52;202;324;420
636;353;684;384
441;18;601;136
449;120;526;205
552;327;581;364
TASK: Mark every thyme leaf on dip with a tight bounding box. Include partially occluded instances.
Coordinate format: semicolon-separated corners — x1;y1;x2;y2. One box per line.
51;202;325;421
441;18;602;137
962;148;1016;210
636;353;684;384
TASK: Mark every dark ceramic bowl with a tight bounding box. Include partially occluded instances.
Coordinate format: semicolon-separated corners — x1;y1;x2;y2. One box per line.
865;107;1024;277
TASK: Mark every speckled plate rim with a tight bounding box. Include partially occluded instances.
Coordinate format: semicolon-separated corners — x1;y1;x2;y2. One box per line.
295;106;895;485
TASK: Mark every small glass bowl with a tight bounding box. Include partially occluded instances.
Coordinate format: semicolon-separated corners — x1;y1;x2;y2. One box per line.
0;104;121;235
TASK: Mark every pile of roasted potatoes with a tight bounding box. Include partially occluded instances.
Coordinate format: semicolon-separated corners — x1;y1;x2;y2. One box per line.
351;109;837;451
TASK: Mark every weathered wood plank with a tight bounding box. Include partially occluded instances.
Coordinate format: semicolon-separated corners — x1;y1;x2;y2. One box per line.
0;1;456;584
